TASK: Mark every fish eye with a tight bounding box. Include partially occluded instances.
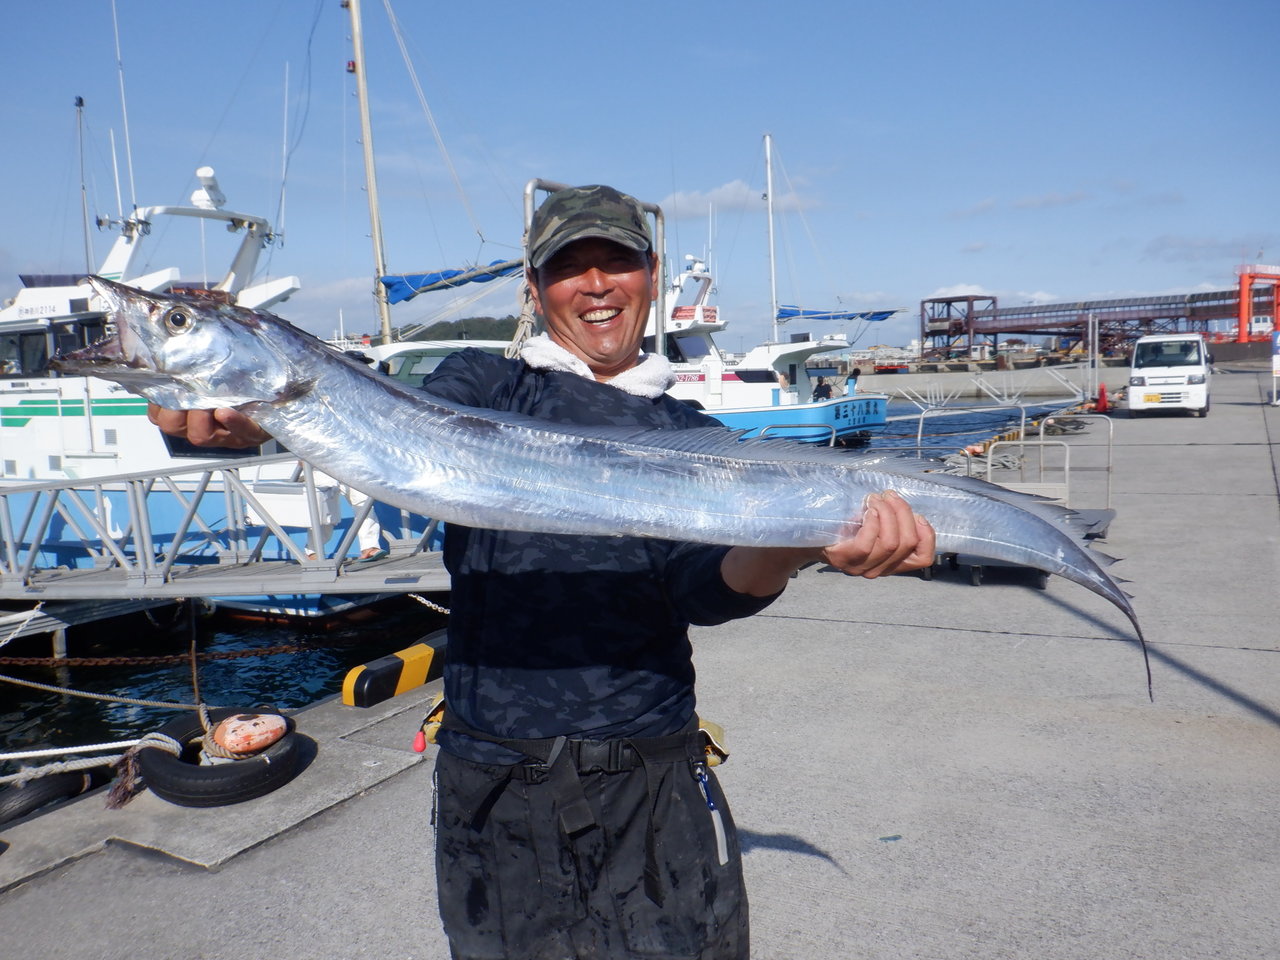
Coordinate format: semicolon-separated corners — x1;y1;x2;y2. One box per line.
163;308;193;335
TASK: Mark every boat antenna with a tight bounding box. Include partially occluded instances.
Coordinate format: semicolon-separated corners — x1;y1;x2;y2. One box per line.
279;61;289;238
765;132;779;342
109;0;138;212
109;129;124;221
75;96;94;274
345;0;395;345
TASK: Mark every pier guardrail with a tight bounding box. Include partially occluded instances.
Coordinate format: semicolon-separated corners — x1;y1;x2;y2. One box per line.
0;454;450;601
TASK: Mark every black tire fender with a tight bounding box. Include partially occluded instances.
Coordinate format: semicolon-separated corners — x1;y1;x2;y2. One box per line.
136;708;302;808
0;768;108;825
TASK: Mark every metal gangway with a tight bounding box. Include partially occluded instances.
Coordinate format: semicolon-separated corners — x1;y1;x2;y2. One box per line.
0;453;451;605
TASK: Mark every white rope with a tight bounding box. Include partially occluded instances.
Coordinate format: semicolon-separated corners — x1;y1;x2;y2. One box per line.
504;282;538;359
0;670;208;710
1;732;184;788
0;740;142;763
0;753;122;787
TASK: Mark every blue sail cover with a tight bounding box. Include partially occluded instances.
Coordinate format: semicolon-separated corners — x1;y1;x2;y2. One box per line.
380;259;522;304
773;305;896;325
776;305;897;323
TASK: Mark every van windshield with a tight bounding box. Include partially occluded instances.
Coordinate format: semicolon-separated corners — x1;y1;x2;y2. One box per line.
1133;341;1202;369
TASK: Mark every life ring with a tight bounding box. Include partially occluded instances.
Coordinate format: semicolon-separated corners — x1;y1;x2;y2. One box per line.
136;708;302;808
0;768;109;826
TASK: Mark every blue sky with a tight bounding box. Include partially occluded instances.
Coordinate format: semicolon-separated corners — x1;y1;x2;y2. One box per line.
4;0;1278;350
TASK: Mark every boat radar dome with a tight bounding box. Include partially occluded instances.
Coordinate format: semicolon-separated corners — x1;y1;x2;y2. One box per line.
191;166;226;211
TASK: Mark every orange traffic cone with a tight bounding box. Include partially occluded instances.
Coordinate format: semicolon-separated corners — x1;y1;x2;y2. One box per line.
1097;382;1109;413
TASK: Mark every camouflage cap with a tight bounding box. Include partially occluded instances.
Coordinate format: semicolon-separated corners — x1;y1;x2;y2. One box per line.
527;184;652;269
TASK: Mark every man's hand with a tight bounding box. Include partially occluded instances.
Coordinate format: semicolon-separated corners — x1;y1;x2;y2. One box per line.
721;489;935;597
147;404;271;449
819;490;935;578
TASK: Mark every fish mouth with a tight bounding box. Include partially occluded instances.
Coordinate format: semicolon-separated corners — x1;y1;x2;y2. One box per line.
49;277;154;376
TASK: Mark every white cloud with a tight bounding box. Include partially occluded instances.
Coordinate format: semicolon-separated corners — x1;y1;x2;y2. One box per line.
659;179;809;220
926;283;1058;305
1142;233;1274;264
928;282;993;298
948;198;998;219
1013;190;1091;210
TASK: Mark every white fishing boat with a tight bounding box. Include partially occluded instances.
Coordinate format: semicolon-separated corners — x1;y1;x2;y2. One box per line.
656;254;889;443
0;169;440;621
0;167;299;481
643;134;898;444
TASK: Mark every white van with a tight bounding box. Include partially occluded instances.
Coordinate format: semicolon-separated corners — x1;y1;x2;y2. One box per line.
1125;333;1212;417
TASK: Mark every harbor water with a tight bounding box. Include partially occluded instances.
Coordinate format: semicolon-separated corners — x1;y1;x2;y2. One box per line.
0;597;445;774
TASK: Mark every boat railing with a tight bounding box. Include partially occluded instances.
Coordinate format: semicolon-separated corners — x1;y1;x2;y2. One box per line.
0;453;441;599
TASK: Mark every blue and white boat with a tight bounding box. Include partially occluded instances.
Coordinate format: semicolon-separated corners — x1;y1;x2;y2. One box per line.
657;255;890;443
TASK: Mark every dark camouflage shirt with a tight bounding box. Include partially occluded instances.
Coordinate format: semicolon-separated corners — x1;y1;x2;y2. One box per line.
422;348;781;763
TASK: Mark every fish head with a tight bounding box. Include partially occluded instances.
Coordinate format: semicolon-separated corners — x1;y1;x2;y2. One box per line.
51;276;304;409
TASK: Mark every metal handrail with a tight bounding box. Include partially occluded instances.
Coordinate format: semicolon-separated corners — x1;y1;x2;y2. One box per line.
985;439;1072;504
0;453;431;593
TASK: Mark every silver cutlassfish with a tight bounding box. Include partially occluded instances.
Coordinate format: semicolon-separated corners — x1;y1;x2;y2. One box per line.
53;277;1149;690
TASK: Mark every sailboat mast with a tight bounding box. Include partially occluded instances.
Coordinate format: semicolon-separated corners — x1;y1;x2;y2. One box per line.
345;0;394;344
765;132;779;342
75;96;94;275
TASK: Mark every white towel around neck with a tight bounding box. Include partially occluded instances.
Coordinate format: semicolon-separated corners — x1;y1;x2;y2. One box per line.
518;334;676;399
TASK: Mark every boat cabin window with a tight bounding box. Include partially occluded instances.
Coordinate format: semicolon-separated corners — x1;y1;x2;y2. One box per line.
663;333;713;365
1133;340;1202;368
384;350;449;386
53;319;106;358
0;321;108;377
0;332;50;377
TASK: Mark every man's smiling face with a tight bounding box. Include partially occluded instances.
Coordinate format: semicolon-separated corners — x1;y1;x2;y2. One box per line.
530;237;658;382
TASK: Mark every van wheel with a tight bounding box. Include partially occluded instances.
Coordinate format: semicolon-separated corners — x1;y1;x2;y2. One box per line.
1195;399;1210;417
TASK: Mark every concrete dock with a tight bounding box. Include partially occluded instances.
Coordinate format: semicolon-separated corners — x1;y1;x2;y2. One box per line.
1;361;1277;960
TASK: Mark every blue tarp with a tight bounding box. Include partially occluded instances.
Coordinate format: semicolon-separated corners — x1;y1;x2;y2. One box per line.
380;259;522;304
776;305;897;323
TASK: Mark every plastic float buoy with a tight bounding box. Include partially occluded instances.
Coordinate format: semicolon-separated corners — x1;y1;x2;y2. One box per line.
211;713;288;756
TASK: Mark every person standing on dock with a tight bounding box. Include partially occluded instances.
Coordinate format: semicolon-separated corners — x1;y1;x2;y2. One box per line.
147;184;934;960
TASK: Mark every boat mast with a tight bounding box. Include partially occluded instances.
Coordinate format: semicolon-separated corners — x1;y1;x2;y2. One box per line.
345;0;394;345
765;133;779;343
75;96;94;274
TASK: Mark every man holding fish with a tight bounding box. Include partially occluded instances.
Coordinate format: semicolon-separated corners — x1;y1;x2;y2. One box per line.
149;185;934;959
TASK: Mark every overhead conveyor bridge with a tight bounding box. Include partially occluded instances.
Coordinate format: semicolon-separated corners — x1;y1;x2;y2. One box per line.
0;453;450;603
921;265;1279;356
